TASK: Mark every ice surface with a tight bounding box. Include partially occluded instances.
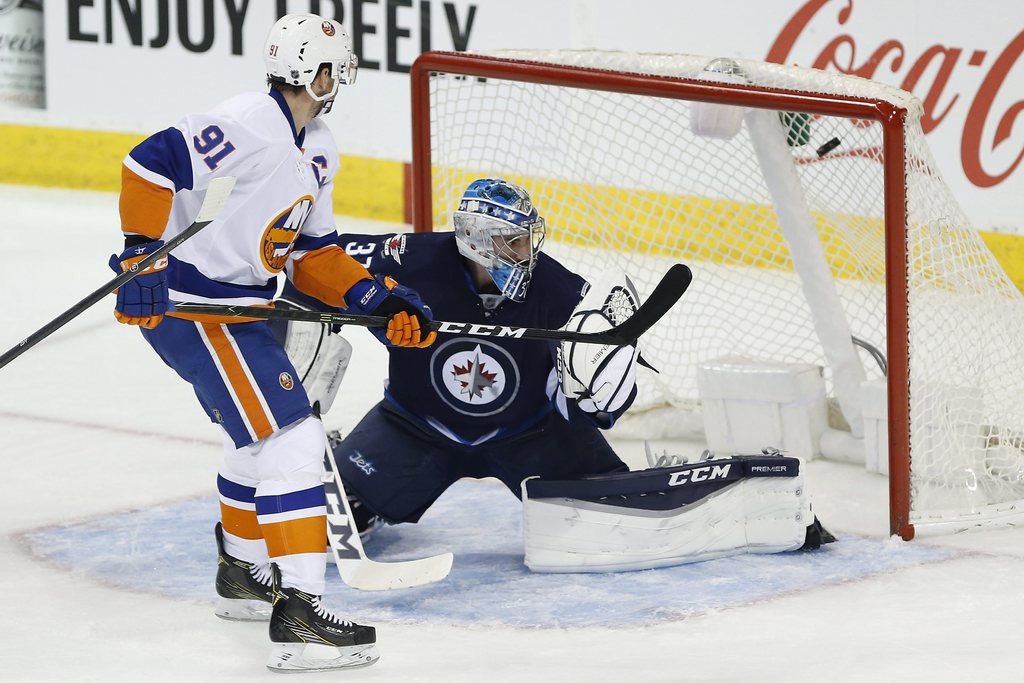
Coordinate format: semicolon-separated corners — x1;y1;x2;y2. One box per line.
2;185;1023;682
22;482;958;628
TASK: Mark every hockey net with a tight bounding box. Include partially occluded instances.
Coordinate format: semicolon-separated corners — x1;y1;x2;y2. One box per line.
409;50;1024;539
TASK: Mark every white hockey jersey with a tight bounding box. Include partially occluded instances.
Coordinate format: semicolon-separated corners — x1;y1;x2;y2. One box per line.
120;89;368;312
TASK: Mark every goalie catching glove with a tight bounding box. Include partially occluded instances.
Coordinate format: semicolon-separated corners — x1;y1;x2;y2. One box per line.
557;308;639;415
345;274;438;349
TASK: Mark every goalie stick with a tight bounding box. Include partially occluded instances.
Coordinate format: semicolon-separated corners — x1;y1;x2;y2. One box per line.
0;176;237;371
172;263;692;345
322;436;454;590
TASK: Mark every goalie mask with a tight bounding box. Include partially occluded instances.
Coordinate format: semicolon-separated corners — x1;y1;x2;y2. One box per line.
453;179;546;302
264;14;358;116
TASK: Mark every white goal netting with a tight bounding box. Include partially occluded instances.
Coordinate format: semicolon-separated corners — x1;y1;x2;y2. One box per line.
416;49;1024;534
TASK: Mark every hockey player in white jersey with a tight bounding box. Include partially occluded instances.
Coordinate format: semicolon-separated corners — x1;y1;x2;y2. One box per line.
108;13;434;673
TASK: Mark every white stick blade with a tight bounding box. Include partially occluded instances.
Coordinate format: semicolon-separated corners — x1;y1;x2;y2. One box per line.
195;176;236;222
322;446;454;591
338;552;454;591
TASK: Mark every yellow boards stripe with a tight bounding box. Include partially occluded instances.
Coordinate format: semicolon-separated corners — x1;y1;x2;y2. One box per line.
0;124;144;192
434;167;1024;293
0;124;407;222
2;124;1022;293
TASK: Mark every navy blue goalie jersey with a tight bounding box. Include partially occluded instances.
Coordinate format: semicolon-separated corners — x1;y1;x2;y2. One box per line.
285;231;589;444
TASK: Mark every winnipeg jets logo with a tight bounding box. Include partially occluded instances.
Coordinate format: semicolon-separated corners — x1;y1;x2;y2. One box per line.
451;351;499;400
348;451;375;476
431;339;520;417
383;234;406;264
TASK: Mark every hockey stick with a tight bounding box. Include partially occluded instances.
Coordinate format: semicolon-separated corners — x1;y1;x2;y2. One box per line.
0;176;237;371
300;344;453;590
322;442;454;590
173;263;692;345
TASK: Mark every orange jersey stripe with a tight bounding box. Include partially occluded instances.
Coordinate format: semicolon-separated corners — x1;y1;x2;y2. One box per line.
120;165;173;240
169;303;275;325
291;245;371;308
220;502;262;540
201;323;275;440
261;516;328;556
168;312;269;325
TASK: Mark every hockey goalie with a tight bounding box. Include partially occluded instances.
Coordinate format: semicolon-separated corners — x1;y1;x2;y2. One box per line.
276;178;834;578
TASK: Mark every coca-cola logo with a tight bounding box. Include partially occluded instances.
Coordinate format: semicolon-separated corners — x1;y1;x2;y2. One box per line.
767;0;1023;189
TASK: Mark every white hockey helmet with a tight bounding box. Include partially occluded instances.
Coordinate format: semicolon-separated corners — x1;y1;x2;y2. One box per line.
264;14;358;115
453;178;546;302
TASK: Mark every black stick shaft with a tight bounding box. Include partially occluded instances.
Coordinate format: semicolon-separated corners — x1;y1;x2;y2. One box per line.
0;175;235;371
0;218;216;370
174;264;692;346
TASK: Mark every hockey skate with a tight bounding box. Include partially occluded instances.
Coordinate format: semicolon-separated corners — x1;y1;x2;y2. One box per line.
213;522;274;621
347;491;383;542
267;564;379;672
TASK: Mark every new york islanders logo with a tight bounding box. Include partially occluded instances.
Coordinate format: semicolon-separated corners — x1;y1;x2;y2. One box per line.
430;338;520;417
260;196;314;273
321;21;336;36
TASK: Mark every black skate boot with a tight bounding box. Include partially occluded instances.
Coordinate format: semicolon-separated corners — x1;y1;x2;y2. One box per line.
214;522;274;621
266;564;379;672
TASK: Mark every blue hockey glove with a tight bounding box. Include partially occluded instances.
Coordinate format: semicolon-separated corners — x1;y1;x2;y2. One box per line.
108;240;169;329
345;275;437;348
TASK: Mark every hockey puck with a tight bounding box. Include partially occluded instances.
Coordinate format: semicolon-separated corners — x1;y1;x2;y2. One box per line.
816;137;841;158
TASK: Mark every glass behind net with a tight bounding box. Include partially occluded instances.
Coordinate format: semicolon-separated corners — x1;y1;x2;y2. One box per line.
422;50;1024;531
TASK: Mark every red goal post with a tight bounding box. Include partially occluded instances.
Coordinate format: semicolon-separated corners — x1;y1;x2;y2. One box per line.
409;50;1024;541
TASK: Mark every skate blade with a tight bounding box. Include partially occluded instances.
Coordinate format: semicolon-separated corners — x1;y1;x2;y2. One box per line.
267;642;379;673
214;597;272;622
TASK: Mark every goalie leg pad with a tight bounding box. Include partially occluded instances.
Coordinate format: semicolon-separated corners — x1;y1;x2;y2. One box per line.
276;299;353;416
522;455;819;572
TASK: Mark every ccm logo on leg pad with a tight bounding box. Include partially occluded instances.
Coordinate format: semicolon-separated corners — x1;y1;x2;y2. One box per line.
667;463;732;486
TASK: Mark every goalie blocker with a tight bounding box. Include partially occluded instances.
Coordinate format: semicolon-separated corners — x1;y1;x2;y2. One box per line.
522;452;834;572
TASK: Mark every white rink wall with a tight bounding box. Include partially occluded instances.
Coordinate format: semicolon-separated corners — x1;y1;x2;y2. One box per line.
0;0;1020;232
